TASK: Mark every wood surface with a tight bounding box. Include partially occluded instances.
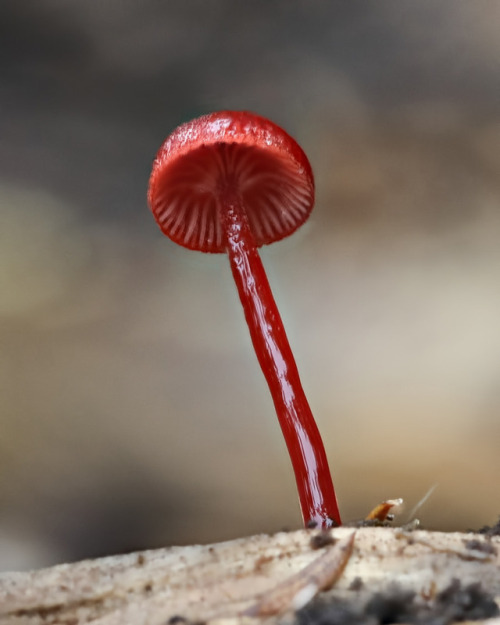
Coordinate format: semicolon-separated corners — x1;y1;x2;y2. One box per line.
1;526;499;625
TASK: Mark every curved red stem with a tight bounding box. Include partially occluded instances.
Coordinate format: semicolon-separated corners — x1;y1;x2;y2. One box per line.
218;187;341;528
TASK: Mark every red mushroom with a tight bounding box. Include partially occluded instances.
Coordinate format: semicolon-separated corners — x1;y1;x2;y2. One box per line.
148;111;341;528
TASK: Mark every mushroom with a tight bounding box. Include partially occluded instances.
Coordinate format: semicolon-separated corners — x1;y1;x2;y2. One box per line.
148;111;341;528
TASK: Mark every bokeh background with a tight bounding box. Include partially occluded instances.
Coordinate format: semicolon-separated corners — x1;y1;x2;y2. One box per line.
1;1;500;572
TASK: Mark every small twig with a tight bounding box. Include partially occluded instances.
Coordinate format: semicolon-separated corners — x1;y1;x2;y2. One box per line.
395;531;496;562
242;531;356;617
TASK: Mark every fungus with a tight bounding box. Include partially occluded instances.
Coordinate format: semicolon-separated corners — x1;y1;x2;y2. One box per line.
148;111;341;528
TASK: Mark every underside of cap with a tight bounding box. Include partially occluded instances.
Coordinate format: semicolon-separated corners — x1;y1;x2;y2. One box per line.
148;111;315;253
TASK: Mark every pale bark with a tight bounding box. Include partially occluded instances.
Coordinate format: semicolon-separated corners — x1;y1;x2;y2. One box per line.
1;527;499;625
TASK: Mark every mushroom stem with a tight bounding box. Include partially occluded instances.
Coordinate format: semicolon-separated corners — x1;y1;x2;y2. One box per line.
218;186;341;528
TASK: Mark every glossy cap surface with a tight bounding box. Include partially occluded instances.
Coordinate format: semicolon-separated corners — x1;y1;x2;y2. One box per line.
148;111;315;253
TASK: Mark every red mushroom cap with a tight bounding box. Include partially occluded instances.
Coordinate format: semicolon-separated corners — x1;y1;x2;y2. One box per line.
148;111;315;253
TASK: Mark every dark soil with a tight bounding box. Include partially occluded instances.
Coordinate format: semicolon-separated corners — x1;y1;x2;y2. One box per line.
297;579;499;625
477;517;500;538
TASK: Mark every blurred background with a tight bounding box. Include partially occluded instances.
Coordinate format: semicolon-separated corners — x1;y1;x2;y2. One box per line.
1;0;500;572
